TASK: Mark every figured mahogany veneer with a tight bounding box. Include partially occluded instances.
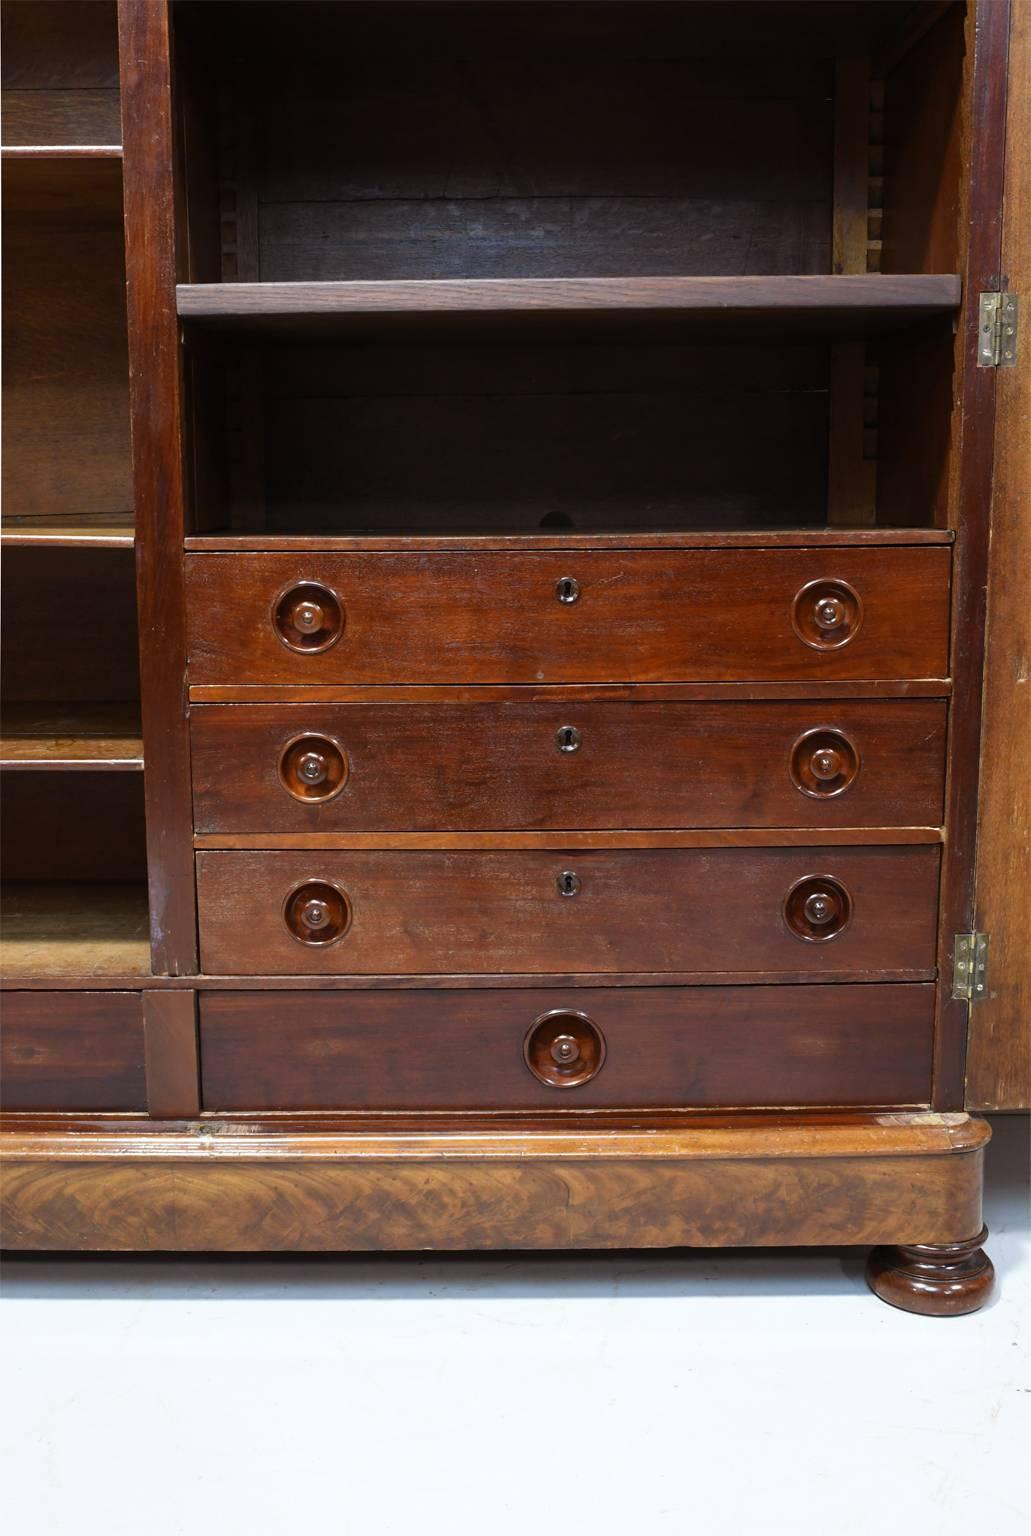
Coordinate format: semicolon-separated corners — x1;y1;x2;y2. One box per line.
185;547;952;686
190;698;947;833
195;845;941;977
0;1114;991;1255
197;984;935;1112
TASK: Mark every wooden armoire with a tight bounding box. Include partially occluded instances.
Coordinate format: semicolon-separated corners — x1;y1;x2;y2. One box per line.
1;0;1027;1314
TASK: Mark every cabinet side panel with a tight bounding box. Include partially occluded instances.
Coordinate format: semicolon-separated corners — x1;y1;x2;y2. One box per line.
968;0;1031;1109
931;0;1011;1105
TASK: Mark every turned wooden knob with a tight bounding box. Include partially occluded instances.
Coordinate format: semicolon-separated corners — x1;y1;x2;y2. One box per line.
792;579;864;650
803;890;836;926
784;874;853;942
292;599;325;633
301;898;331;930
524;1010;606;1088
814;596;846;631
283;880;352;946
810;747;843;780
550;1034;580;1065
789;728;861;798
271;581;345;654
278;734;349;804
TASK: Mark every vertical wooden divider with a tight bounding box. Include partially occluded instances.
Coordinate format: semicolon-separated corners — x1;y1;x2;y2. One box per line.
144;991;200;1118
118;0;197;973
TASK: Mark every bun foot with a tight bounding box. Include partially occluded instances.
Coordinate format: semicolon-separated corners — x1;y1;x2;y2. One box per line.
867;1226;995;1316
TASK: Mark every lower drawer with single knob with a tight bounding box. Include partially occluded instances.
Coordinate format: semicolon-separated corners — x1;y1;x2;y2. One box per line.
194;846;941;976
196;983;936;1111
190;698;947;833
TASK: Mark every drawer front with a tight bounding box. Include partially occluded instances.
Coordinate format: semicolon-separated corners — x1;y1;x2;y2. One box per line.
185;548;951;685
191;699;947;832
198;984;935;1111
0;992;146;1111
195;847;940;975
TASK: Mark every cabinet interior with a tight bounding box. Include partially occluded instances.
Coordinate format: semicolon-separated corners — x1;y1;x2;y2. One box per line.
174;0;969;539
0;0;121;147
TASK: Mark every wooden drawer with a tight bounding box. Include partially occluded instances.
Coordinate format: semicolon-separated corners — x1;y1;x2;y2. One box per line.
0;992;146;1111
198;984;935;1111
191;699;947;832
185;547;951;685
195;846;941;976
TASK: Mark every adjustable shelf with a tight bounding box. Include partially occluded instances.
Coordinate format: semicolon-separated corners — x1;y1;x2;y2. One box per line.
1;145;121;159
0;512;134;548
0;882;151;979
0;703;143;771
177;274;962;335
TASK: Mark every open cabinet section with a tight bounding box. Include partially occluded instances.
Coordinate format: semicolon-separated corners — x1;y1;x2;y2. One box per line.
0;882;151;980
0;765;150;980
0;703;142;771
1;152;133;534
0;548;147;970
172;0;965;287
181;313;961;538
171;0;972;540
1;0;121;150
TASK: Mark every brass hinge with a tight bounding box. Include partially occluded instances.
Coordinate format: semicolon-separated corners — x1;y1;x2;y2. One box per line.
977;293;1018;367
953;933;989;1001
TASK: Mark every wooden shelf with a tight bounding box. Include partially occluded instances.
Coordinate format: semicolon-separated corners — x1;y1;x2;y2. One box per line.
186;528;956;553
0;882;151;978
0;704;142;771
176;274;962;333
1;144;122;159
1;513;134;549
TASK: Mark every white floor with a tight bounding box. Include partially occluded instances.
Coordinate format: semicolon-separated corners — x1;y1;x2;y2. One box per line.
2;1116;1028;1536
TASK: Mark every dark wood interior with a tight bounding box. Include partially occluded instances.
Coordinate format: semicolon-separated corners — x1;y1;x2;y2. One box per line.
1;0;1022;1304
1;0;121;147
1;156;133;535
175;0;936;286
170;0;968;538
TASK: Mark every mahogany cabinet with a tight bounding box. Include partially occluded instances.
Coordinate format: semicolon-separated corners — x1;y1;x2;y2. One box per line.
1;0;1027;1315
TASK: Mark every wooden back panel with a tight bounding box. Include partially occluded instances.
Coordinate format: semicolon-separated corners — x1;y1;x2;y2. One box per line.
1;0;120;146
1;548;139;703
1;157;132;522
185;1;839;283
194;335;829;535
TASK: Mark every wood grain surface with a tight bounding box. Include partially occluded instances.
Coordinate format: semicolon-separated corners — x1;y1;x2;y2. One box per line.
929;0;1012;1107
0;883;151;979
143;991;199;1119
968;0;1031;1110
198;983;935;1112
177;275;962;320
0;1113;989;1253
119;0;198;972
0;702;143;769
0;991;145;1110
195;845;941;977
185;547;952;686
190;698;947;834
1;0;121;147
1;155;131;521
